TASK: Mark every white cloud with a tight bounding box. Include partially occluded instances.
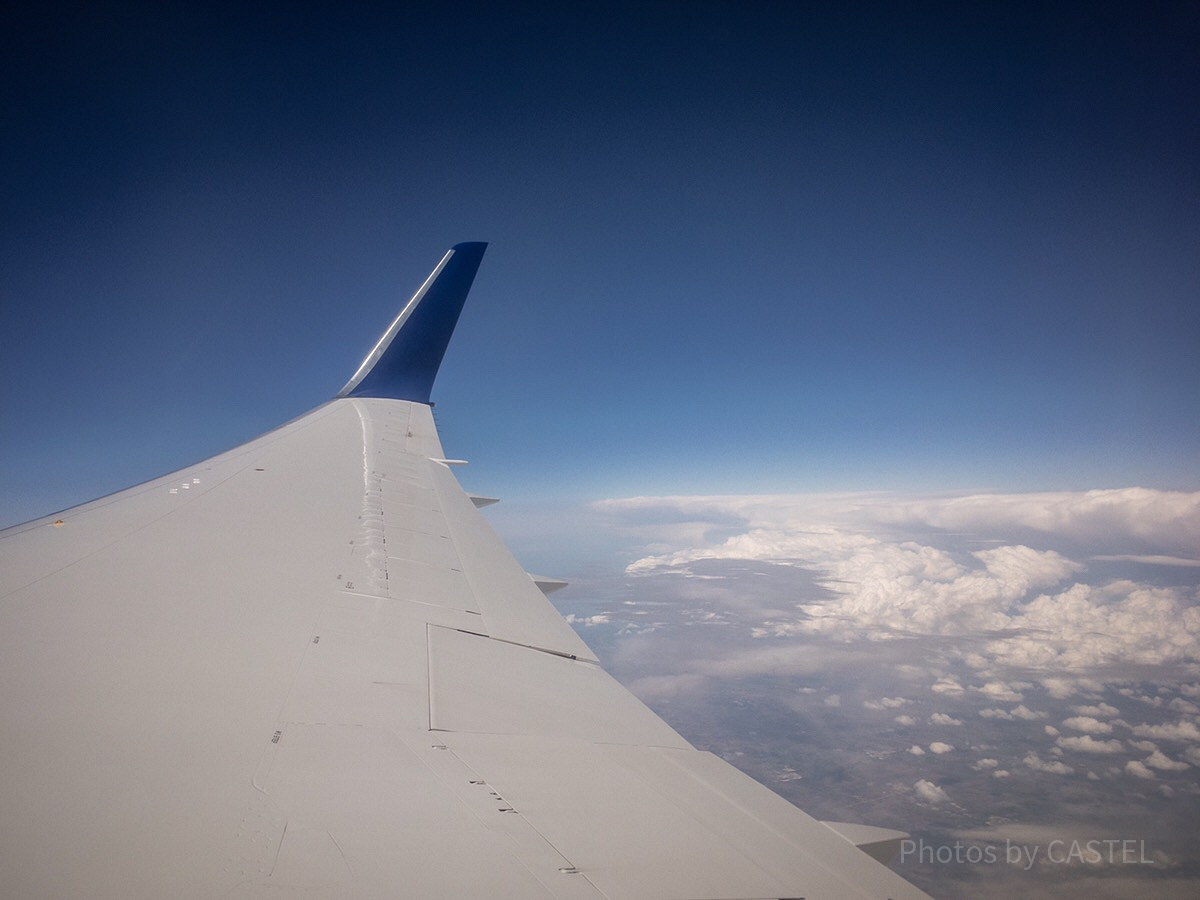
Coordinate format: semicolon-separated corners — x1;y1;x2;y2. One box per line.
584;490;1200;896
1092;554;1200;567
931;678;964;695
867;488;1200;555
1131;721;1200;742
823;694;841;707
1024;753;1074;775
565;613;610;626
979;705;1046;721
1144;749;1190;771
604;489;1200;563
863;696;910;709
977;545;1082;595
930;713;963;726
1062;716;1114;734
1040;678;1078;699
1125;760;1156;780
605;490;1200;692
1119;688;1163;705
981;582;1200;673
975;681;1026;702
913;779;950;804
1055;735;1125;754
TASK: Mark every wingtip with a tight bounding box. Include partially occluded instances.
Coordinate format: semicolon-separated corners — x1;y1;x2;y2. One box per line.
338;243;488;403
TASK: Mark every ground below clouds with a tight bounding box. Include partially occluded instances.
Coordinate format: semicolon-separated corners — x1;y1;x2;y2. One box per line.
541;489;1200;898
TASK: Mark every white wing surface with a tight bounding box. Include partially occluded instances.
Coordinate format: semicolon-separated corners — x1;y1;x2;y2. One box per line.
0;244;931;899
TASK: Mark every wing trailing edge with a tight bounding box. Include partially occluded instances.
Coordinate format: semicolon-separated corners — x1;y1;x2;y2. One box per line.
337;241;487;403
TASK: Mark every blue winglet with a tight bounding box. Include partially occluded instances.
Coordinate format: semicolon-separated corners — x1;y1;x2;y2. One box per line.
337;242;487;403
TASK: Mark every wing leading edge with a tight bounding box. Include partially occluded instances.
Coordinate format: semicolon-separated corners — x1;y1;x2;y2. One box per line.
0;246;931;899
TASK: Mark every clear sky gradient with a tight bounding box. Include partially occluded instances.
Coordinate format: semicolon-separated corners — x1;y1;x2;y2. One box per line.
2;2;1197;527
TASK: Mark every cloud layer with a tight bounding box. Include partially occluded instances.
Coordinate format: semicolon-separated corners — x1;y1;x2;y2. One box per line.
601;488;1200;686
573;488;1200;897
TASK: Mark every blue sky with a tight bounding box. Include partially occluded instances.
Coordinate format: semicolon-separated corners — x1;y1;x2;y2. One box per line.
2;2;1197;526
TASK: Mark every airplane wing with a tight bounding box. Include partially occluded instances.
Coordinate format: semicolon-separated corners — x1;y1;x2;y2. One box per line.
0;243;931;899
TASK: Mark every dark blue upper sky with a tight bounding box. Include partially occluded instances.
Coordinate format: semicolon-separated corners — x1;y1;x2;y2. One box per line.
2;2;1197;526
